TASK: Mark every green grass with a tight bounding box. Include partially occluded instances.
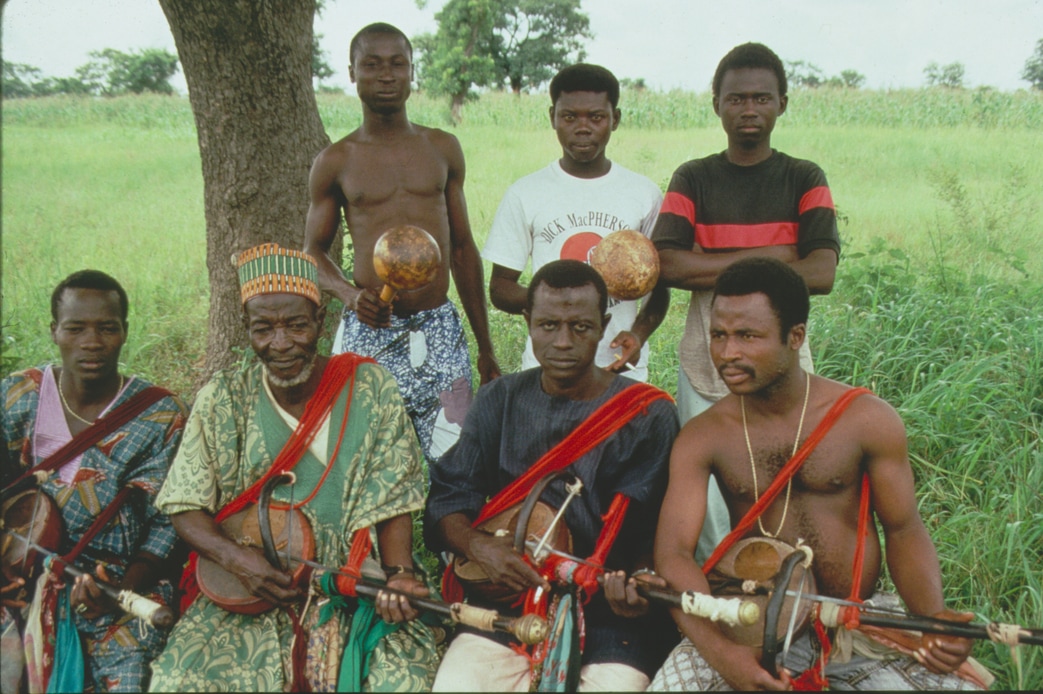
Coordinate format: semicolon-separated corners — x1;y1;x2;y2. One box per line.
2;91;1041;689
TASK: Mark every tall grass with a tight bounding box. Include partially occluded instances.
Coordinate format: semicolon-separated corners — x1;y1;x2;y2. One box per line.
812;244;1042;688
2;92;1041;689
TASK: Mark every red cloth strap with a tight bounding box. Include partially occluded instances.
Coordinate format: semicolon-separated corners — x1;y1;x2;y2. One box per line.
215;353;371;522
333;527;374;597
702;387;872;574
179;353;370;611
441;383;671;602
477;383;671;524
3;384;171;497
52;486;134;571
839;472;873;629
571;493;630;599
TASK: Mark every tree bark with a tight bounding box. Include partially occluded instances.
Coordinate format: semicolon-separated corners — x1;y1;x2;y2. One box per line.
158;0;331;390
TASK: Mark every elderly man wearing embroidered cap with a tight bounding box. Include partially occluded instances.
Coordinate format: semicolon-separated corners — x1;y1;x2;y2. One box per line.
149;244;443;692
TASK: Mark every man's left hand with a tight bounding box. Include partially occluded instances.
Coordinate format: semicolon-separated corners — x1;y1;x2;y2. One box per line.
70;565;117;620
376;573;428;623
603;570;666;618
477;351;501;384
915;609;975;674
605;332;641;373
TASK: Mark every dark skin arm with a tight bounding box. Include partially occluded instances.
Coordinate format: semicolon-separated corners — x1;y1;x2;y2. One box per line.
601;553;669;619
659;246;837;295
170;509;300;606
304;147;393;329
436;512;550;595
441;135;500;383
862;400;973;674
605;282;671;372
655;415;792;690
489;264;527;315
373;513;427;623
69;553;166;620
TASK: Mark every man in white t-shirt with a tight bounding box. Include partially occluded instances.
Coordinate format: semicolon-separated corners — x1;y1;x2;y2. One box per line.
482;64;668;382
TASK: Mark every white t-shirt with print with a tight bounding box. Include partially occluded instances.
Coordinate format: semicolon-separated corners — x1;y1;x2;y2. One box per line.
482;161;663;381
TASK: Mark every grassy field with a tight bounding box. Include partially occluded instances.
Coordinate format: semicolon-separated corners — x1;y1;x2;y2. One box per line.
2;90;1041;688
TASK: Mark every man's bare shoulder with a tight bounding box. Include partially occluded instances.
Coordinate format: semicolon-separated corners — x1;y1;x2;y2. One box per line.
415;124;464;158
674;396;740;461
315;129;365;163
809;376;905;445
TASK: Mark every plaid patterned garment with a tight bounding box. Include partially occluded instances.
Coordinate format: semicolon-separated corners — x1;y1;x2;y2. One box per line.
1;365;187;693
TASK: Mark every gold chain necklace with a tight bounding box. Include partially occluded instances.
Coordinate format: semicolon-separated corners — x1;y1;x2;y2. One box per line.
741;371;810;538
58;369;124;426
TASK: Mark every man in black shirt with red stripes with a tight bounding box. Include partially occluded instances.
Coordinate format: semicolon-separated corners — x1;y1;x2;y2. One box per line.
650;42;841;563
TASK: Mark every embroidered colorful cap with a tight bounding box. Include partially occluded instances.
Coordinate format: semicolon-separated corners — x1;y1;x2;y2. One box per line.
235;243;321;305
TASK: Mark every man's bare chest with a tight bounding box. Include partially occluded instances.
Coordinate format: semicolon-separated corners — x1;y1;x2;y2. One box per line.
716;434;863;500
340;144;448;207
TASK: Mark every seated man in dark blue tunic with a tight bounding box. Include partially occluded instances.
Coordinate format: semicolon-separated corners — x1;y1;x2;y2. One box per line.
425;259;680;691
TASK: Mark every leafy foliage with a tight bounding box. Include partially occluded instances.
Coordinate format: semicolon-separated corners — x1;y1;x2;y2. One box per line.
312;34;335;85
3;61;94;97
493;0;592;93
3;49;180;98
1022;38;1043;90
77;48;180;96
414;0;500;118
415;0;591;120
924;60;966;89
785;60;865;89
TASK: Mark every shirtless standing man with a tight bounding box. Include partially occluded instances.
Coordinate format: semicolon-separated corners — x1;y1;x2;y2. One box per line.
304;22;499;465
649;258;981;691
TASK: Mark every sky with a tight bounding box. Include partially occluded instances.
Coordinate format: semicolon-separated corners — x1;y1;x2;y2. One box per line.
2;0;1041;94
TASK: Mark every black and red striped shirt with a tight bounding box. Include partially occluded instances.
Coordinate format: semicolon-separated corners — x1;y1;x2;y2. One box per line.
652;150;840;258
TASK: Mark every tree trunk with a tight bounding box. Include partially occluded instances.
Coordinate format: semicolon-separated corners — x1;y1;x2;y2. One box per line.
451;92;466;124
158;0;331;390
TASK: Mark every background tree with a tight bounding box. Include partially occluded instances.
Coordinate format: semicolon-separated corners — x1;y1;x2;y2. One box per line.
312;33;336;89
158;0;332;384
785;60;825;88
2;62;43;98
835;69;866;89
414;0;499;123
1022;38;1043;90
75;48;180;95
415;0;592;120
493;0;591;94
924;60;966;88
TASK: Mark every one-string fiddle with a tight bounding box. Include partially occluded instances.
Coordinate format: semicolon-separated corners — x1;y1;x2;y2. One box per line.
3;528;174;629
528;541;760;628
255;473;549;646
291;553;549;645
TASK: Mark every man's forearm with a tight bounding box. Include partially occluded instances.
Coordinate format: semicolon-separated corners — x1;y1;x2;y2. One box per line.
885;525;947;617
451;244;496;355
306;241;360;307
630;283;670;343
658;246;797;291
376;513;416;568
170;509;244;572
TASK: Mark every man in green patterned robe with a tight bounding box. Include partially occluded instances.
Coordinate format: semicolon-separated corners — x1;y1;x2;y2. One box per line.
149;244;442;692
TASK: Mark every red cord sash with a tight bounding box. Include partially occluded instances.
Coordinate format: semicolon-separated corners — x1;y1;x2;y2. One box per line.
702;387;872;574
441;383;672;602
179;353;371;611
477;383;671;524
